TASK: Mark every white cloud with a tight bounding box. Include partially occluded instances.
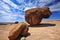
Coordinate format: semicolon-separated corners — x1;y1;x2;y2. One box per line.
24;0;56;10
24;6;37;11
0;10;7;14
17;0;24;3
3;0;19;9
0;1;10;10
0;10;24;22
0;1;13;13
18;15;24;18
50;9;60;12
49;2;60;12
0;14;17;22
38;0;55;3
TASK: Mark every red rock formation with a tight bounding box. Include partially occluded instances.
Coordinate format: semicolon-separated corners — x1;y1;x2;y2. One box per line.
8;22;29;40
25;7;52;25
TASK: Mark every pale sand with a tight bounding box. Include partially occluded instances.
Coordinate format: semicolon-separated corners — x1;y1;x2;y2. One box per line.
0;20;60;40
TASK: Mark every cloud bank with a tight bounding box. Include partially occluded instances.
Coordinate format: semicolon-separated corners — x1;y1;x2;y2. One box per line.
0;0;60;22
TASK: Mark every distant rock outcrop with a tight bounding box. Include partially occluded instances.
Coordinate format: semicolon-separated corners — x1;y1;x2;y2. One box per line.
25;7;52;25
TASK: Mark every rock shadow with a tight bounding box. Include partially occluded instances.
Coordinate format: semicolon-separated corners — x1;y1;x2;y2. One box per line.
28;23;56;27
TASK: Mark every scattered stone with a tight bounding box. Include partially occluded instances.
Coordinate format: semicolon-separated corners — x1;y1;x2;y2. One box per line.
15;21;19;24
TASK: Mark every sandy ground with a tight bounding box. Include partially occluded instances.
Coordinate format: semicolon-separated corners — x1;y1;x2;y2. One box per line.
0;20;60;40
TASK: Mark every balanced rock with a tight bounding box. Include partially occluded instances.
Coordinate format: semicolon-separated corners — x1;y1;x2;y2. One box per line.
25;7;52;25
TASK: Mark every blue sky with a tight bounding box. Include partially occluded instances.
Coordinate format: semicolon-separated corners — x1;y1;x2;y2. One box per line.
0;0;60;22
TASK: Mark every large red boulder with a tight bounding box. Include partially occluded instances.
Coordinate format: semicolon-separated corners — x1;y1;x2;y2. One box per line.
25;7;52;25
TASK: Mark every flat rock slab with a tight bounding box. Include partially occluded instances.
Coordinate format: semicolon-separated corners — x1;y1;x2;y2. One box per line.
0;20;60;40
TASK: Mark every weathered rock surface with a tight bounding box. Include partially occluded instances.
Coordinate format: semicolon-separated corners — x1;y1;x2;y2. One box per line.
8;22;29;40
25;7;52;25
